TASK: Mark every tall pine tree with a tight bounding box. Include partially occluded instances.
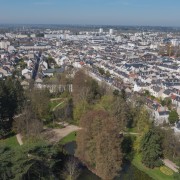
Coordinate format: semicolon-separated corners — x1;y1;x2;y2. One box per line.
140;127;163;168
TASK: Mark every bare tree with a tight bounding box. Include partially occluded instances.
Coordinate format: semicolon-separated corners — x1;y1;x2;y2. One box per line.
13;105;43;137
62;157;81;180
76;110;123;180
72;70;90;105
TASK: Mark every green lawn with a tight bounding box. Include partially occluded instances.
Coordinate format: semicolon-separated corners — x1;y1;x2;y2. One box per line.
132;154;175;180
0;136;19;148
59;131;77;145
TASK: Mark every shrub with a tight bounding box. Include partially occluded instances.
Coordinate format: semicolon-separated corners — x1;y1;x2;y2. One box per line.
160;166;173;176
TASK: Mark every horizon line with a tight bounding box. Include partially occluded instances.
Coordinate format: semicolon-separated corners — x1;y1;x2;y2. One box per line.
0;23;180;29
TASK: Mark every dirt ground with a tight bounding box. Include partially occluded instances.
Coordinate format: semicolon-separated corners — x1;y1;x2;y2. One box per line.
42;125;81;143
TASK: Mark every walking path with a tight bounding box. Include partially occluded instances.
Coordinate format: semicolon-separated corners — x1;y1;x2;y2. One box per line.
16;133;23;145
52;101;65;111
162;159;179;172
50;98;63;102
123;132;140;135
16;124;81;145
42;125;81;143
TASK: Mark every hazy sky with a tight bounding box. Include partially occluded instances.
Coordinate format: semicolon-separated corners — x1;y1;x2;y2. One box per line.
0;0;179;26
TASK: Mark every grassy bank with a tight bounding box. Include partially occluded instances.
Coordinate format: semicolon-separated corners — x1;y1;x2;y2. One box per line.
132;154;174;180
0;135;19;148
59;131;77;145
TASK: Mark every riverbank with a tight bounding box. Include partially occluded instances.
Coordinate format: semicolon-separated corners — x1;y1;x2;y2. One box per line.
132;154;175;180
60;131;176;180
61;133;153;180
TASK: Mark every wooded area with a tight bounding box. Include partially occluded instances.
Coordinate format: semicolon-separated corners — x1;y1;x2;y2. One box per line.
1;70;180;179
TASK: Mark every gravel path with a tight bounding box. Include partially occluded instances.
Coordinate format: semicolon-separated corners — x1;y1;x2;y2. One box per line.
16;134;23;145
42;125;81;143
16;125;81;145
163;159;179;172
50;98;63;101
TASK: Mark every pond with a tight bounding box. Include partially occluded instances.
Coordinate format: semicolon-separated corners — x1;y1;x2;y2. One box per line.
64;141;152;180
64;141;77;155
118;163;153;180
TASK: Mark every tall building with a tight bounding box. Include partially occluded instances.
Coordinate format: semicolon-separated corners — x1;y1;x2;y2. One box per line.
109;29;114;35
99;28;103;34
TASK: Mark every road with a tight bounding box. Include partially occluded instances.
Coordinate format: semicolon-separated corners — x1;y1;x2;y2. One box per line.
32;53;41;80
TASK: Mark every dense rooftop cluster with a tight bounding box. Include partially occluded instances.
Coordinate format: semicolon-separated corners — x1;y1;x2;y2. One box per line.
0;27;180;130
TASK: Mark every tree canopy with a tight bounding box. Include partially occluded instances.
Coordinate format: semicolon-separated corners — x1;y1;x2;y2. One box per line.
76;110;123;180
140;127;163;168
0;142;67;179
168;110;179;124
0;78;24;138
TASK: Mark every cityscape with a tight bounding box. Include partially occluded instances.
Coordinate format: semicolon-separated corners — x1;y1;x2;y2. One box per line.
1;26;180;127
1;0;180;180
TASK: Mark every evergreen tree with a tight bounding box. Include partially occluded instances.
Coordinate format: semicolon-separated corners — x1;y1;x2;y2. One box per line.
168;110;179;124
0;78;24;138
0;142;66;179
140;128;163;168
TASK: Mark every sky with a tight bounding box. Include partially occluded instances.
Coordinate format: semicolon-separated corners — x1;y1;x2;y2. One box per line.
0;0;180;26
